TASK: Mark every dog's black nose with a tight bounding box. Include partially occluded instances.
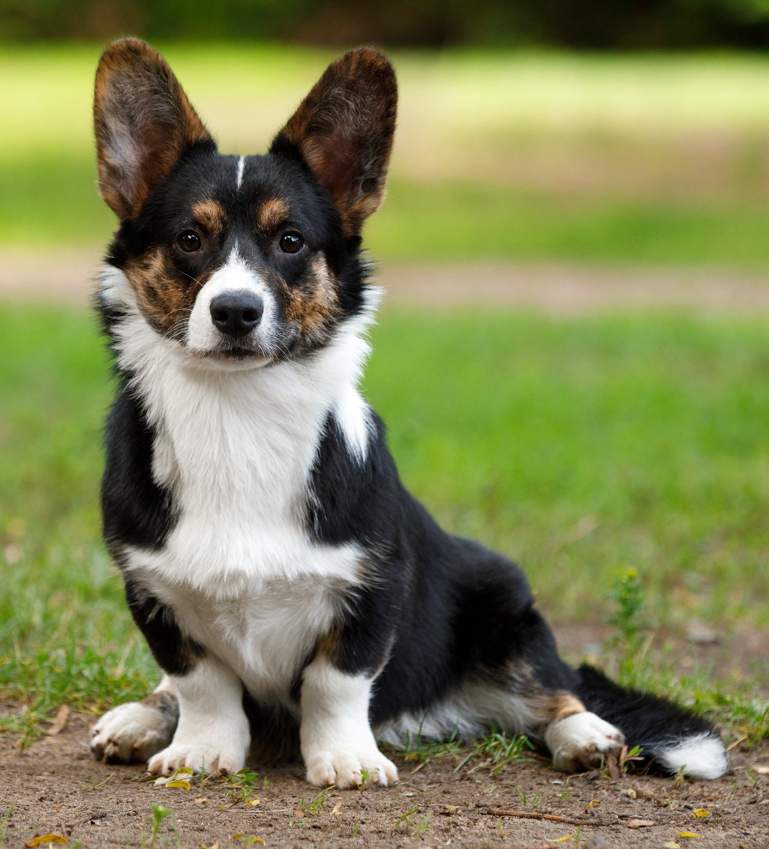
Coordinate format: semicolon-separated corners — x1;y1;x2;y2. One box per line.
210;291;264;338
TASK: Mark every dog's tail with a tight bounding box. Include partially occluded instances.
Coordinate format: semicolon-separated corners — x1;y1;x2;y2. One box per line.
575;664;728;779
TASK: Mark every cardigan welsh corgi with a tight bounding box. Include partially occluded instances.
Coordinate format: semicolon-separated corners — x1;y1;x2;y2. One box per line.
89;39;728;788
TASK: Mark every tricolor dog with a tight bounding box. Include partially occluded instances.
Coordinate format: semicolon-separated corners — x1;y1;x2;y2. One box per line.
90;39;728;788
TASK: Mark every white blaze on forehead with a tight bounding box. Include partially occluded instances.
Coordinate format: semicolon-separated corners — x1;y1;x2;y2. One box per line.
186;248;276;355
236;156;245;189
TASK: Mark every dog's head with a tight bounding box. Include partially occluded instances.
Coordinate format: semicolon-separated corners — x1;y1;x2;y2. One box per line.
94;39;396;368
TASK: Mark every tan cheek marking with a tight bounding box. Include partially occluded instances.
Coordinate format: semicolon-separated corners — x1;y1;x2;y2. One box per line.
124;248;197;331
191;199;226;237
256;197;290;232
282;256;340;338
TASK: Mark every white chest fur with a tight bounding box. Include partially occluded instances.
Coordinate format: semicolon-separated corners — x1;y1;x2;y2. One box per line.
102;268;375;702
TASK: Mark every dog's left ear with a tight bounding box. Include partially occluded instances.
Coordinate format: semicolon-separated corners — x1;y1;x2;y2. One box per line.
270;48;397;237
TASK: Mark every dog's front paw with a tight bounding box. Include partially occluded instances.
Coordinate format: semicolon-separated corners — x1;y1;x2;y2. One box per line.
148;740;246;775
545;711;625;772
91;697;177;764
305;747;398;789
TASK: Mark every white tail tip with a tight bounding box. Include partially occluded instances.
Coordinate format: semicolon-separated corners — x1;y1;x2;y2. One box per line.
657;732;728;780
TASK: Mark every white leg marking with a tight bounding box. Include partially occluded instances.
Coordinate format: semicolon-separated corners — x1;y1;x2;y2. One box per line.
545;711;625;773
300;658;398;789
148;658;250;775
657;732;728;779
90;677;178;763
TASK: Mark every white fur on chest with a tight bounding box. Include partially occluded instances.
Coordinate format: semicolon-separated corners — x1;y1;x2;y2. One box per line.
135;569;349;704
101;267;376;699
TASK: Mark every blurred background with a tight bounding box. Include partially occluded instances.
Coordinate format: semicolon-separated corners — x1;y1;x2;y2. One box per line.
1;0;769;727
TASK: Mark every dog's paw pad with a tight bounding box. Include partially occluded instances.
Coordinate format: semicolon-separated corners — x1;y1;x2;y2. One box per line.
545;711;625;773
90;701;177;764
306;749;398;789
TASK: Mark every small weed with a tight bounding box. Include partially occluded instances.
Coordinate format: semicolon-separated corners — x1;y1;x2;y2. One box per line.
299;789;327;814
607;568;649;659
391;728;465;766
673;764;687;790
513;785;541;809
84;773;113;790
142;803;179;849
745;767;759;788
0;803;15;846
357;770;370;791
352;822;360;837
455;728;533;774
411;813;432;839
557;778;573;800
393;807;431;839
619;744;644;773
226;769;259;805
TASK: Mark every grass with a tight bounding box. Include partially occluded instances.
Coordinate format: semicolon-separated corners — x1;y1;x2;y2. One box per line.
3;45;769;264
1;304;768;741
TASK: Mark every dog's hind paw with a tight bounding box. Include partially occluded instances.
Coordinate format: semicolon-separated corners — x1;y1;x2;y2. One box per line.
305;747;398;789
90;692;178;764
545;711;625;773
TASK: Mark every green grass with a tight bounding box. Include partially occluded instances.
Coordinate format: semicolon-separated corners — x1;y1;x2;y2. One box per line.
4;45;769;265
1;305;768;739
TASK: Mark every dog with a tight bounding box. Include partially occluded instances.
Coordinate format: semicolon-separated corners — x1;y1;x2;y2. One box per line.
89;39;728;788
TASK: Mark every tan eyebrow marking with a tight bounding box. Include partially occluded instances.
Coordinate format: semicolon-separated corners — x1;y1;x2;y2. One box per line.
256;197;290;232
191;199;226;236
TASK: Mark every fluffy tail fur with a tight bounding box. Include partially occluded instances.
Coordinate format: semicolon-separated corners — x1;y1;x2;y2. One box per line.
576;665;728;779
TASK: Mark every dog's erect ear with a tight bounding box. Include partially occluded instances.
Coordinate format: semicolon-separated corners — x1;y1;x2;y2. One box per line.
270;48;397;237
94;38;214;221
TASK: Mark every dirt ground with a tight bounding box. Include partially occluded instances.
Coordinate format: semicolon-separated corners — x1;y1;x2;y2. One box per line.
2;625;768;849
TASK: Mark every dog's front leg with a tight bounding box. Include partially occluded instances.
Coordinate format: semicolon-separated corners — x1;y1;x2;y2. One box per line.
300;656;398;789
148;656;250;775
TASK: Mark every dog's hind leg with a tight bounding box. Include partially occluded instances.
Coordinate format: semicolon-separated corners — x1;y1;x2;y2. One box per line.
90;677;179;764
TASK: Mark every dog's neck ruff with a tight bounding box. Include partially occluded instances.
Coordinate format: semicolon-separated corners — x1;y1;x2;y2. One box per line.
99;265;376;593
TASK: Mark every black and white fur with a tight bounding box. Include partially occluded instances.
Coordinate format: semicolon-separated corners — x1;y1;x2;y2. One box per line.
90;39;728;788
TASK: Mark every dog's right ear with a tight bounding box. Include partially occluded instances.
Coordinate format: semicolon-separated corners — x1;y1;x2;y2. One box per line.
94;38;214;221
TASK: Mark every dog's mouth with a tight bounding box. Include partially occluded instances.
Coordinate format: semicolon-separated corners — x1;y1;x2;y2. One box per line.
185;325;298;367
211;345;261;361
187;339;272;366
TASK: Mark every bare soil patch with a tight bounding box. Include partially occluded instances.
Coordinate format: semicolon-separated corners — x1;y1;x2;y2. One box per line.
2;626;767;849
3;248;769;315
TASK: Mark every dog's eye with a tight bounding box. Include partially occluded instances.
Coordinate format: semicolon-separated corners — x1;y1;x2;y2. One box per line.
177;231;202;253
279;232;304;255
